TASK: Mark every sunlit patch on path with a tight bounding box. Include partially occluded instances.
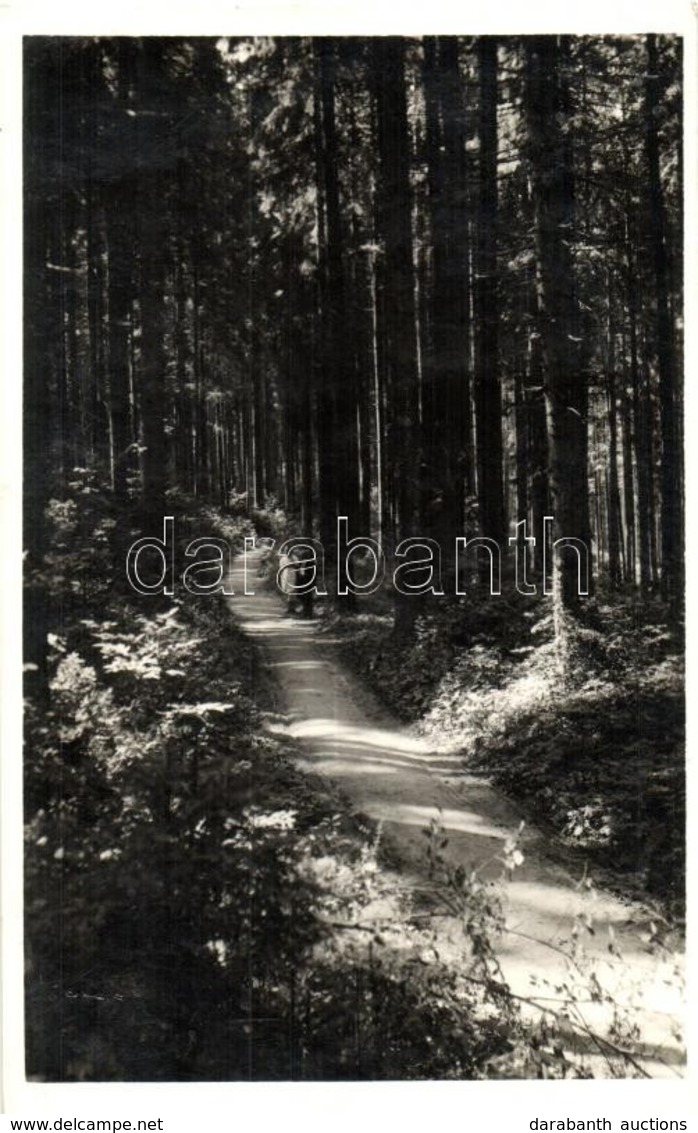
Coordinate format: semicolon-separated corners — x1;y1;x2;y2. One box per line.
227;550;685;1078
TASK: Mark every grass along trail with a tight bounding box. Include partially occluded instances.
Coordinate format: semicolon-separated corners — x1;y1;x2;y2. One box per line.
226;549;684;1078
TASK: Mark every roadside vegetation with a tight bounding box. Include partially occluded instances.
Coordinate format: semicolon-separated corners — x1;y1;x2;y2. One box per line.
24;488;539;1081
327;581;684;919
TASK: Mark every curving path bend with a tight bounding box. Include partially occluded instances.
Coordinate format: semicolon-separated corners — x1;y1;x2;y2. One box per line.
226;550;685;1078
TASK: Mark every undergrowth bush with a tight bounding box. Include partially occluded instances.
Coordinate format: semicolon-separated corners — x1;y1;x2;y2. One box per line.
24;495;527;1081
330;590;684;915
25;591;528;1080
25;486;683;1079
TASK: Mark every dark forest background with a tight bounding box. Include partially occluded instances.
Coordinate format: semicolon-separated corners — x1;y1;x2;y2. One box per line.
22;36;685;1082
24;35;684;643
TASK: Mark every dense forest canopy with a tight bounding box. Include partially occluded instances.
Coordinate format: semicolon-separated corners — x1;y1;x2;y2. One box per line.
24;35;683;645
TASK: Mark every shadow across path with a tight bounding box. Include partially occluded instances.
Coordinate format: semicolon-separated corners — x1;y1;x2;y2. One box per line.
226;551;685;1078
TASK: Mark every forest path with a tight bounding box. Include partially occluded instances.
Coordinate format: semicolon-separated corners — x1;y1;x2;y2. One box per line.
226;550;684;1078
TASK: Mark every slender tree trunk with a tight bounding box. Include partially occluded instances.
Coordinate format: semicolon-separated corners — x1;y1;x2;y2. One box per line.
421;36;441;533
644;34;683;617
624;218;652;592
63;197;84;471
606;372;622;587
620;372;636;585
24;46;55;698
368;249;386;546
606;274;621;587
192;263;211;501
346;93;375;539
526;264;550;580
86;194;110;476
174;200;194;496
372;37;421;633
524;36;592;632
422;37;472;550
133;42;171;521
474;37;505;547
315;38;360;605
138;187;169;519
300;284;315;535
514;367;529;556
311;47;338;568
106;196;135;502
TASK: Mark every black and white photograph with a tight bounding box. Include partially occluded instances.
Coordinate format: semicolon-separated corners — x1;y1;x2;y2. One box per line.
3;0;692;1118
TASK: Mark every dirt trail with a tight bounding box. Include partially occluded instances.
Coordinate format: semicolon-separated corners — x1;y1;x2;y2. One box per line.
226;550;684;1077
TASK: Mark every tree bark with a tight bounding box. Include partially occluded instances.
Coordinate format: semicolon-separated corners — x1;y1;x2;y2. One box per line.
644;34;683;617
606;273;621;587
524;36;592;626
372;37;421;632
422;37;472;551
314;39;361;604
474;37;506;547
